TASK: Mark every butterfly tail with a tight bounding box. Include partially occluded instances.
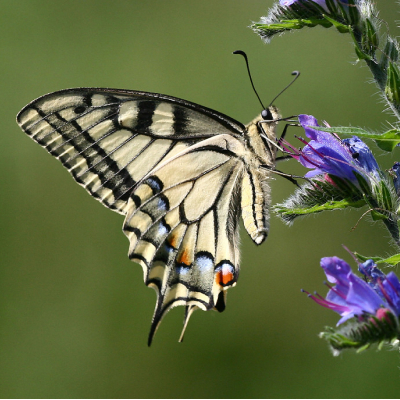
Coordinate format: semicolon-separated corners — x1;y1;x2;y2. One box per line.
178;305;198;342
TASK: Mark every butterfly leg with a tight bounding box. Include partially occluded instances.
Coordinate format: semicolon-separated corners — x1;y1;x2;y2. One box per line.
275;155;293;162
258;120;299;156
260;165;315;187
277;122;299;143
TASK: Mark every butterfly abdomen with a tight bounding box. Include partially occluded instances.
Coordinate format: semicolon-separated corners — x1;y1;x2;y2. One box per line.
240;113;279;245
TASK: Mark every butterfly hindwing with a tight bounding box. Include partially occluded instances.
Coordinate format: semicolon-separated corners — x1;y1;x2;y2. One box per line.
123;134;245;344
16;88;245;215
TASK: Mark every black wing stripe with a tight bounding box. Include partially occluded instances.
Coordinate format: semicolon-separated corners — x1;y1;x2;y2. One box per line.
75;135;151;179
124;159;232;228
125;185;193;251
29;104;136;209
75;133;138;179
31;103;119;144
135;100;156;133
95;139;166;193
110;140;178;205
172;105;189;136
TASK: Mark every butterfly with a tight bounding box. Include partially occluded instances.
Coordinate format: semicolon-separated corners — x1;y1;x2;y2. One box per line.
17;86;281;345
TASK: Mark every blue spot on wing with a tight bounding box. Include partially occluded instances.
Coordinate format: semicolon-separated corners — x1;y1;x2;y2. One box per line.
157;196;169;212
195;253;214;272
145;176;163;194
175;265;191;275
157;220;169;236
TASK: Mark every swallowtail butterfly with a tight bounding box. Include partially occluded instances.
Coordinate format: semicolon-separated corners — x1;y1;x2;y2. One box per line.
17;87;281;344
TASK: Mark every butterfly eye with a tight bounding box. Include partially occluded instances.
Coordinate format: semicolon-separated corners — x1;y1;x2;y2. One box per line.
261;108;272;120
74;106;86;114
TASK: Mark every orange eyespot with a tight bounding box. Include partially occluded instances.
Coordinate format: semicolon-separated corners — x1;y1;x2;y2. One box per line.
215;264;235;286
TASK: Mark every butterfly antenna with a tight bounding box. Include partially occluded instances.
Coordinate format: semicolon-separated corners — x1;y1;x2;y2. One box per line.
268;70;300;107
233;50;266;110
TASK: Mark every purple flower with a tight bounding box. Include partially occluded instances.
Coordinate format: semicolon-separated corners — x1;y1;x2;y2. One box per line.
281;114;381;185
389;162;400;196
298;115;359;180
304;257;400;325
359;259;400;316
342;136;380;177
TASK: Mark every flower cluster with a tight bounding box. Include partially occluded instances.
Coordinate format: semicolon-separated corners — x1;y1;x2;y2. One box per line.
305;257;400;323
254;0;400;356
303;257;400;353
275;114;400;244
281;114;381;184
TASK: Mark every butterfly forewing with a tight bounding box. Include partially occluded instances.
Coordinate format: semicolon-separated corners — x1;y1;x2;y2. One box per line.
17;88;245;214
16;87;279;343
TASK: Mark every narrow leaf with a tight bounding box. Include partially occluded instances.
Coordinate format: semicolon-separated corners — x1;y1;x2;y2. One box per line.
277;198;365;216
354;252;400;266
322;14;350;33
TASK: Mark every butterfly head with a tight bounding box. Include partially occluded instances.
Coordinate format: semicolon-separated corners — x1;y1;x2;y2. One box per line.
251;105;280;127
245;106;281;165
261;108;273;121
261;105;280;122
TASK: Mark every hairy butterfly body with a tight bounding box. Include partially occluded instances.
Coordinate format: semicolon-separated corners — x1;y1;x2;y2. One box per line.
17;88;280;344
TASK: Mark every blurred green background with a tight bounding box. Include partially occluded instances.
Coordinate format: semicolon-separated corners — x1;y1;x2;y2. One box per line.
2;0;400;398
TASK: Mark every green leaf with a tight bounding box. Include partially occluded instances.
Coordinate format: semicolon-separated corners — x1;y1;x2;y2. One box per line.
320;313;400;354
356;344;371;353
354;43;373;61
379;180;394;211
274;176;366;224
253;17;332;32
322;14;350;33
355;173;372;197
365;18;378;50
354;252;400;266
310;126;369;135
276;198;365;217
380;38;399;71
370;209;387;221
324;0;339;15
386;37;399;63
346;0;360;26
386;62;400;107
378;253;400;265
353;253;387;263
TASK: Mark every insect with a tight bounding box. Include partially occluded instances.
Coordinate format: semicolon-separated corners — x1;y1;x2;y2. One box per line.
16;52;298;345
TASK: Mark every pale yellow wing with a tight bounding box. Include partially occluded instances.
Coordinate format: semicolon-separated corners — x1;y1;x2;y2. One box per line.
123;134;246;344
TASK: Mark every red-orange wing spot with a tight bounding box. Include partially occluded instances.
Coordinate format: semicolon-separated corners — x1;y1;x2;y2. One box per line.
167;234;178;249
215;262;235;287
177;248;191;266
